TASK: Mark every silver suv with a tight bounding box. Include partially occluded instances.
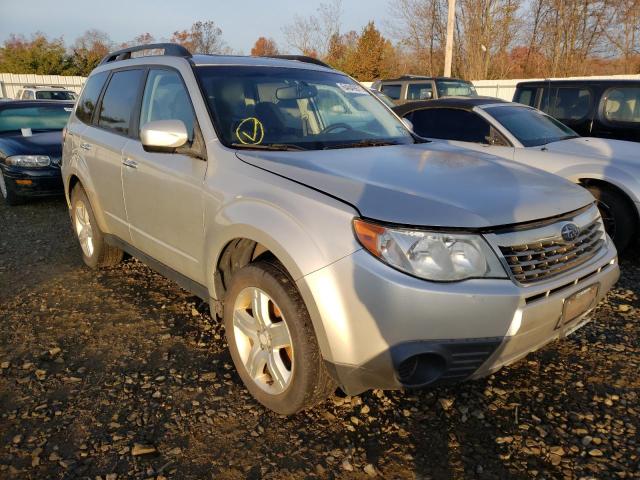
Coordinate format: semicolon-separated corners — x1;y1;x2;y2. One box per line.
62;44;619;415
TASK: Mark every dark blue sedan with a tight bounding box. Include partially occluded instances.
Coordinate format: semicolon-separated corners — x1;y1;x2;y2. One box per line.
0;100;73;205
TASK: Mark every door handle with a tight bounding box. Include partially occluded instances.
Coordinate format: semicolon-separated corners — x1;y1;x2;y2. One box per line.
122;158;138;169
80;143;92;151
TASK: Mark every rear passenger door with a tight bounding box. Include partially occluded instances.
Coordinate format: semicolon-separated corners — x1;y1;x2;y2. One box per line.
121;67;207;283
82;68;145;241
538;85;594;136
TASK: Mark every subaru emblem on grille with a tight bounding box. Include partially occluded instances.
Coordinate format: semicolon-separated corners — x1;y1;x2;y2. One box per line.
561;223;580;242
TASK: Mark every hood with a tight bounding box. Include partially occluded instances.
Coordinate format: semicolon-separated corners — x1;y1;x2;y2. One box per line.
237;141;593;228
0;130;63;159
544;137;638;163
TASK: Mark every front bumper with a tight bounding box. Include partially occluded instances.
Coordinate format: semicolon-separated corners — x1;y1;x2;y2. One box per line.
1;165;63;197
298;241;619;395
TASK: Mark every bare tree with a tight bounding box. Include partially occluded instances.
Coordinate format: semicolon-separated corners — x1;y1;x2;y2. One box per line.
282;0;343;57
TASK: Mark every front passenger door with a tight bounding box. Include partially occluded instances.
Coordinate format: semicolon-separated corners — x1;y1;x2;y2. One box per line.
122;68;207;283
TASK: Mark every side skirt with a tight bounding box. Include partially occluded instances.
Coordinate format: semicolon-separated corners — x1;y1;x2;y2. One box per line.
104;234;210;302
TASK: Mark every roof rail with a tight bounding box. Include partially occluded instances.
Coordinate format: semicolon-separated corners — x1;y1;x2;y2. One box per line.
266;55;332;69
99;43;192;65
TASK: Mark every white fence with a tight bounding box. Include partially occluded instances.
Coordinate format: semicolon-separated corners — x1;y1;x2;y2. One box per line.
0;73;86;99
472;74;640;101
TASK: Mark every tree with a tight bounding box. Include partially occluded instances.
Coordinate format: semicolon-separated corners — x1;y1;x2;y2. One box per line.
68;30;111;76
171;21;230;54
348;22;397;80
251;37;279;56
283;0;343;57
0;33;70;74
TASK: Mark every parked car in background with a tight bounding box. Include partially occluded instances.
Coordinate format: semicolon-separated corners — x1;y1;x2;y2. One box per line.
16;86;78;101
62;44;618;415
0;100;72;205
370;75;477;105
513;79;640;143
394;97;640;251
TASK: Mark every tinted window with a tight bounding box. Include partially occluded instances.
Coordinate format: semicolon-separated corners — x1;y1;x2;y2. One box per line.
0;105;72;133
36;90;76;100
140;69;195;141
514;87;536;106
98;69;144;134
22;90;35;100
409;108;490;143
381;84;402;100
407;83;433;101
541;87;592;120
76;72;108;124
603;87;640;124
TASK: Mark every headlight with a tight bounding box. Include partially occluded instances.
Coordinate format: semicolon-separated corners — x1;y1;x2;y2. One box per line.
354;219;507;281
5;155;50;167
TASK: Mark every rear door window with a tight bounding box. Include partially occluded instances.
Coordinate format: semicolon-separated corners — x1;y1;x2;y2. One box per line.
97;69;144;135
409;108;491;143
380;84;402;100
76;71;108;124
540;86;592;120
514;87;536;107
603;87;640;124
407;83;433;101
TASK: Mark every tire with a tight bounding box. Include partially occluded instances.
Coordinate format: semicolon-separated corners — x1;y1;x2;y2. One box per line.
70;185;123;268
0;170;24;206
223;260;336;415
586;184;636;252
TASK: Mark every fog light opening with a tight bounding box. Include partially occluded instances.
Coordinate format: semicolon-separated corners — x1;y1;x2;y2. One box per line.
396;353;446;387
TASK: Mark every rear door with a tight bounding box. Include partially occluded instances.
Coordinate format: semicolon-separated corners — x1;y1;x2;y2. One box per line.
81;68;145;241
121;67;207;282
538;84;594;136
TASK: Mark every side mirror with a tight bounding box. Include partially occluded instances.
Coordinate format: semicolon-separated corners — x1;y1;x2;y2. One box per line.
402;118;414;131
140;120;188;151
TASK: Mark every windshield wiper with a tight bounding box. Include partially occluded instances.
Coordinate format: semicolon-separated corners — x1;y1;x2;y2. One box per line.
231;143;307;151
322;139;401;150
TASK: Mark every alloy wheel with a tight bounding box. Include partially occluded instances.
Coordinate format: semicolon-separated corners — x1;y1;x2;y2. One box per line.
74;200;94;257
232;287;294;394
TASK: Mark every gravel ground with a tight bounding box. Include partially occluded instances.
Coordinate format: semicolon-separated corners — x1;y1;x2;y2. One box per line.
0;196;638;480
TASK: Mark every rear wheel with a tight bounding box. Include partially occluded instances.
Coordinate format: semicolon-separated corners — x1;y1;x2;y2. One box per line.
586;184;636;252
70;185;123;268
0;170;23;206
224;261;335;415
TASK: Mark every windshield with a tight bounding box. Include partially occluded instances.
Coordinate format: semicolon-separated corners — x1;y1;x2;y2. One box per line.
485;105;578;147
435;80;477;97
0;105;72;133
35;90;77;101
194;66;414;150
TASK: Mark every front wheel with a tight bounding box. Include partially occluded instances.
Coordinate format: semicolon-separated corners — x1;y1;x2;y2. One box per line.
70;185;124;268
586;184;636;252
224;261;336;415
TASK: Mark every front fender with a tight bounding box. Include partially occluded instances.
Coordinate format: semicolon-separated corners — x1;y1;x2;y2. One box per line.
558;164;640;204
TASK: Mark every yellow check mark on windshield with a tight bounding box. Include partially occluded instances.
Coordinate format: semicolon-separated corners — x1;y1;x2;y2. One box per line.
236;117;264;145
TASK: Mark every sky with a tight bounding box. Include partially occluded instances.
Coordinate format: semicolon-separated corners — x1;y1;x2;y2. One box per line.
0;0;391;54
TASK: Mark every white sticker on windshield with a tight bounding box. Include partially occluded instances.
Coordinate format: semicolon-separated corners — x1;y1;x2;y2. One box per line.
337;83;367;94
64;108;73;112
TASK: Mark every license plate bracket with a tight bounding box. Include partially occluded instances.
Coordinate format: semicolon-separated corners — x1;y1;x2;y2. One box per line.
561;284;599;328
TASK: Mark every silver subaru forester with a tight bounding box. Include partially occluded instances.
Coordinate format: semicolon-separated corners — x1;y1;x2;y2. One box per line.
61;44;619;414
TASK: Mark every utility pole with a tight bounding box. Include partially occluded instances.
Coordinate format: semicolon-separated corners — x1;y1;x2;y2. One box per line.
444;0;456;77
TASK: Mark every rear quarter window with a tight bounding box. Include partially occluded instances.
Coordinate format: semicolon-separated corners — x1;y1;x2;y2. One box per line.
381;84;402;100
76;72;108;124
603;87;640;124
514;87;536;106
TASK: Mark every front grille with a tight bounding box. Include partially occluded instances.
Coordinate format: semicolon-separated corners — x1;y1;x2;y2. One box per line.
499;218;605;284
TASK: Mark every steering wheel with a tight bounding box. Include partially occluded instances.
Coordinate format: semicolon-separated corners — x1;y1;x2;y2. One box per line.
321;123;354;134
